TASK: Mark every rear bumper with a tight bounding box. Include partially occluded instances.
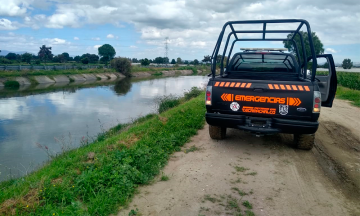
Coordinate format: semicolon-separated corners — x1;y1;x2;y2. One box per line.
205;113;318;134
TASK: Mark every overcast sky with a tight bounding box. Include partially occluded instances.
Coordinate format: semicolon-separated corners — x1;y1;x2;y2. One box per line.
0;0;359;63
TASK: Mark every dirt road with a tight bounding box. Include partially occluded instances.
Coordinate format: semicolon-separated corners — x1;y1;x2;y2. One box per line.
118;99;360;216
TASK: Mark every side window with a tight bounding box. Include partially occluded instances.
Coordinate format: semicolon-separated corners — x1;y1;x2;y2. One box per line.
314;56;333;103
306;57;330;78
316;57;330;76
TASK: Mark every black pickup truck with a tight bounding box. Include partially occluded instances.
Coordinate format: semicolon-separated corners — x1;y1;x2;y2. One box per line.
205;19;337;150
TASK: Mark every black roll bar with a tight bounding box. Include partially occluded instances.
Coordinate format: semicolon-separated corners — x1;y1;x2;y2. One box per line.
211;19;317;81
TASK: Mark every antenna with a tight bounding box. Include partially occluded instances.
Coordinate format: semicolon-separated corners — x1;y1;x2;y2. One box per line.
164;37;169;66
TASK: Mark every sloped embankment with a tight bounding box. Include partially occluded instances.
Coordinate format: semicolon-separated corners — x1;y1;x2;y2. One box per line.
0;91;206;215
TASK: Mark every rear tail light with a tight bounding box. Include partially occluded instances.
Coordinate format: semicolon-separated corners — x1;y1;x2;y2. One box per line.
313;91;321;113
205;86;212;105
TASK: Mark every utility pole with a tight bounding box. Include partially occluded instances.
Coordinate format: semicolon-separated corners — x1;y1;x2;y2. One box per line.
164;37;169;66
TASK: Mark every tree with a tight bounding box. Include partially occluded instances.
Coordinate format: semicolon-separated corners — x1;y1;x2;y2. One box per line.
21;53;32;64
100;56;108;64
74;56;81;62
38;45;52;64
61;52;70;62
110;57;132;77
202;55;211;63
184;60;189;65
323;62;329;68
171;59;176;64
193;59;199;65
81;57;89;64
98;44;116;64
283;31;324;65
89;54;99;63
5;53;17;60
163;57;169;64
342;59;353;69
131;58;138;63
59;54;66;63
140;58;150;66
176;57;182;64
52;55;60;63
154;57;164;64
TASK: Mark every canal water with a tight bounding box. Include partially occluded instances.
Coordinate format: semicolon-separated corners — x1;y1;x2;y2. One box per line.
0;76;209;182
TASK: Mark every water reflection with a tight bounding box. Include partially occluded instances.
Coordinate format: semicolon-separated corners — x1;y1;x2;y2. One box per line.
112;78;132;96
0;76;208;181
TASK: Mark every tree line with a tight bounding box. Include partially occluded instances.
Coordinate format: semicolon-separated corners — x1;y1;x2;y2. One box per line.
0;32;355;69
0;44;116;65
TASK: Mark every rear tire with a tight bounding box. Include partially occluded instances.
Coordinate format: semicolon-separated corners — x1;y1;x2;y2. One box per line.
209;125;226;140
294;134;315;150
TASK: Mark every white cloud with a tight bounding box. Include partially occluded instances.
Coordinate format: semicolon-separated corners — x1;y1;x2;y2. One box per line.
106;34;114;38
2;0;360;60
42;38;69;45
94;45;101;49
0;18;18;30
0;0;29;17
23;14;47;29
92;37;100;41
46;11;80;28
130;45;137;49
74;37;79;40
325;48;337;53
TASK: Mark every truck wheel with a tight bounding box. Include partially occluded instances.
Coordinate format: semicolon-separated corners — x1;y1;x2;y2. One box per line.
209;125;226;140
293;134;315;150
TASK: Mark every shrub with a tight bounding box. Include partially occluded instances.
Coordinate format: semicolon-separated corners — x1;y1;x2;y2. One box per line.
0;58;12;64
110;57;132;77
4;80;20;88
184;87;203;100
337;72;360;90
156;95;181;113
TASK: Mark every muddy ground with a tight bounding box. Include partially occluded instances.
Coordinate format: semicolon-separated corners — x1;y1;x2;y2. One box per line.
118;99;360;216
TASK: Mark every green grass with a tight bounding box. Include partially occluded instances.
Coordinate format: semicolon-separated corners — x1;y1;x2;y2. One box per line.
231;187;248;196
234;166;249;172
184;145;200;153
242;200;252;209
336;86;360;107
0;91;206;215
160;173;170;181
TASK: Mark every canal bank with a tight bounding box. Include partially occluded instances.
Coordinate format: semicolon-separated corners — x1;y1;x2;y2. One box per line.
0;69;207;89
0;89;206;215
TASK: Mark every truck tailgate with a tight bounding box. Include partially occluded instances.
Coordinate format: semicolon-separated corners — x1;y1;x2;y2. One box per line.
211;79;314;119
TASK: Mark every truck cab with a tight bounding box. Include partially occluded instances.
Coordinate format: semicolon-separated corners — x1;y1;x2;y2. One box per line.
205;19;337;150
